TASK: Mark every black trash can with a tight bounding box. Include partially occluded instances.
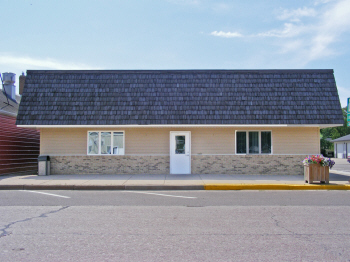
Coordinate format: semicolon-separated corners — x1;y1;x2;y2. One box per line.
38;155;50;176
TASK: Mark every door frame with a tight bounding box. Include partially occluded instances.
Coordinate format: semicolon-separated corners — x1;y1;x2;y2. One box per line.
170;131;191;174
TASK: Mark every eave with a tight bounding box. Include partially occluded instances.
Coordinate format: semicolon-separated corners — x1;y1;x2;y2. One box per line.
16;124;343;129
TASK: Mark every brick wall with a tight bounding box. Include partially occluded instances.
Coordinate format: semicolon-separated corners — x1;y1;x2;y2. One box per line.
192;155;306;175
50;155;170;175
49;154;305;175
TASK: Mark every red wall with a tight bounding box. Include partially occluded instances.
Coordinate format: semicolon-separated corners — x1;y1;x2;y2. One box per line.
0;114;40;175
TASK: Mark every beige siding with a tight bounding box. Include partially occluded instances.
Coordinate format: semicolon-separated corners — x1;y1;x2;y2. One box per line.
40;126;320;155
272;127;319;154
126;128;169;154
191;128;234;154
41;128;87;155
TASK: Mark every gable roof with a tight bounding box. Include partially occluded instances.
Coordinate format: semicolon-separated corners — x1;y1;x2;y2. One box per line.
16;69;343;126
331;134;350;142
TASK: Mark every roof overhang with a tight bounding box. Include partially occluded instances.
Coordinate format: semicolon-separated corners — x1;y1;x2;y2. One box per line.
17;124;343;129
331;140;350;143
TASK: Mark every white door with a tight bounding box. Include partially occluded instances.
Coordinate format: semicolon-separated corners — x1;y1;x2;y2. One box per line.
337;143;344;158
170;132;191;174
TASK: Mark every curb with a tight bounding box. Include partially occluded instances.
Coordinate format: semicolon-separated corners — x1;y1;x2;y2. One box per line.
125;185;204;190
0;184;350;190
204;184;350;190
0;185;205;191
24;185;75;190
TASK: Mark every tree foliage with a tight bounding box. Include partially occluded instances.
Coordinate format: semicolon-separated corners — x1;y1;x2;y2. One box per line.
320;107;350;151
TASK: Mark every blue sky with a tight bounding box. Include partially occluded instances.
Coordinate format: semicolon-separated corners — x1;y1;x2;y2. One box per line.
1;0;350;106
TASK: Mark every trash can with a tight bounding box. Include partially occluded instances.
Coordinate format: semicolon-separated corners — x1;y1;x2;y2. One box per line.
38;155;50;176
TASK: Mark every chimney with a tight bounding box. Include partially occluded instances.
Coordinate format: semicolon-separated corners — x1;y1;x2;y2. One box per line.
2;72;16;100
19;72;26;95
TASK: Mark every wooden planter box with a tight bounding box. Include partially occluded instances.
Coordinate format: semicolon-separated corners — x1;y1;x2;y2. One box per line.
304;164;329;184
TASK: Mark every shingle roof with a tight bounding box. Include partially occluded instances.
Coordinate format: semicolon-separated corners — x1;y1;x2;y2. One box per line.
331;134;350;142
16;69;344;126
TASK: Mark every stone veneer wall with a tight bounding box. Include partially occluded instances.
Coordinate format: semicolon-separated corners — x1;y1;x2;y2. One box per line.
50;156;170;175
50;155;305;175
191;155;306;175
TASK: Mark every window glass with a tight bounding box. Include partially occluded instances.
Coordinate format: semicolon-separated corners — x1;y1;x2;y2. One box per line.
113;132;124;155
261;131;271;154
249;132;259;154
101;132;111;154
236;132;247;154
175;136;185;154
88;131;124;155
88;132;99;154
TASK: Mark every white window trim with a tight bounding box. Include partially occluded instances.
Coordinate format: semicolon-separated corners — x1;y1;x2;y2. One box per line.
87;131;125;155
235;130;273;155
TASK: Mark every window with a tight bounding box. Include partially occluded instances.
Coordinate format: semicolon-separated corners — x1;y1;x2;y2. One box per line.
261;131;272;154
236;131;272;154
88;131;124;155
175;136;186;154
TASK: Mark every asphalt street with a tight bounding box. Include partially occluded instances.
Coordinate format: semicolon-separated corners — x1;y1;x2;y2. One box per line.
0;190;350;206
1;190;350;261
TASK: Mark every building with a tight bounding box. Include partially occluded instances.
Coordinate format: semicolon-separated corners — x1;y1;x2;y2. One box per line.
331;134;350;159
0;73;40;175
16;70;343;175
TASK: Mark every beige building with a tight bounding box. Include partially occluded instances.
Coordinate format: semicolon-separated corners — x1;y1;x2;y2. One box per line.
17;70;344;175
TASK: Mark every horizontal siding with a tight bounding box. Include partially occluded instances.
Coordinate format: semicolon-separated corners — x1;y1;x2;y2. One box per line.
191;128;234;154
126;128;234;154
41;128;86;155
126;128;169;154
0;114;40;175
273;127;319;154
40;127;320;156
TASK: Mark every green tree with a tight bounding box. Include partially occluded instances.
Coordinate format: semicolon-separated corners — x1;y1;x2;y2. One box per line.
320;107;350;139
331;129;340;140
320;136;333;151
320;106;350;153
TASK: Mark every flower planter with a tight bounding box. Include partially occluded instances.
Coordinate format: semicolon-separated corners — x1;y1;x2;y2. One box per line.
304;164;329;184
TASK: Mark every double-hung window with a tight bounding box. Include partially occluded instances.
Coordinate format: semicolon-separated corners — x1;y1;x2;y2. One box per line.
88;131;125;155
236;131;272;154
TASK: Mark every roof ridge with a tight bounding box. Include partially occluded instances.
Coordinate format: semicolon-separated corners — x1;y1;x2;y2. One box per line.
26;69;334;74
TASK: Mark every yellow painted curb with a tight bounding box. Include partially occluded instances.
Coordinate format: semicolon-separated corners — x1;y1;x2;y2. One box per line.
204;184;350;190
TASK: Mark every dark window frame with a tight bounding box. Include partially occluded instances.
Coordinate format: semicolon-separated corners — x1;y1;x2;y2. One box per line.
235;131;272;155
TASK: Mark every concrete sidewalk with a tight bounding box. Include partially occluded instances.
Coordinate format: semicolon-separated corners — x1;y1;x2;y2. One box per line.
0;172;349;190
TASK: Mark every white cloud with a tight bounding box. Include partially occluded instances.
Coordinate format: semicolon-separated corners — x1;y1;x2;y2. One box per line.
0;54;96;70
210;31;243;38
277;7;317;22
0;54;100;94
256;23;304;38
279;39;304;53
304;0;350;62
314;0;336;6
209;0;350;64
258;0;350;63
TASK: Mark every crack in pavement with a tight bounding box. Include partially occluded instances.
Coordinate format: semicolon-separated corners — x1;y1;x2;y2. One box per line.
0;206;69;238
267;210;317;244
269;211;295;235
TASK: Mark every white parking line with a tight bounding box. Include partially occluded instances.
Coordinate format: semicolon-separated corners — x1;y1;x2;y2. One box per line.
20;190;70;199
124;191;197;199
